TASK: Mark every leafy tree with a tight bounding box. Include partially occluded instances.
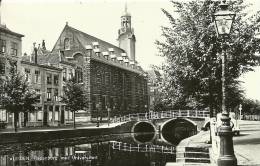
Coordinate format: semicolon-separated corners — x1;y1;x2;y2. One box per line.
1;65;38;132
242;98;260;114
62;78;88;128
156;0;260;115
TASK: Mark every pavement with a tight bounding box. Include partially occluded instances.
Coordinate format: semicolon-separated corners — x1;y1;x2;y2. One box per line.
0;121;126;133
167;120;260;166
233;120;260;166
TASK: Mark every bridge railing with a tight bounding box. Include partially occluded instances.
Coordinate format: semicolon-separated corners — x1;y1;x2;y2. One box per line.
110;141;175;154
111;110;210;123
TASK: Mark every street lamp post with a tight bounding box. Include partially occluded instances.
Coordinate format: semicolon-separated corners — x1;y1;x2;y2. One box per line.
213;0;237;166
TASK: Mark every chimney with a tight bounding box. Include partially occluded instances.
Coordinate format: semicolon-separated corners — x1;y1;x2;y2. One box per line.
42;40;46;50
58;50;64;62
33;43;38;64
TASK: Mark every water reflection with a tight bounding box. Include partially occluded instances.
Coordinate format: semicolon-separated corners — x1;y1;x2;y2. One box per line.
0;133;175;166
133;132;156;144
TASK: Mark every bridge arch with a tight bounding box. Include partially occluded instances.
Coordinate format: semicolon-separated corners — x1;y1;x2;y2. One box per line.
202;119;211;131
132;121;156;133
131;121;156;144
161;118;197;144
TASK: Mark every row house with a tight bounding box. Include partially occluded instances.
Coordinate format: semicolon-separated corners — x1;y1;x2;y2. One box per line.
0;24;24;127
0;6;149;127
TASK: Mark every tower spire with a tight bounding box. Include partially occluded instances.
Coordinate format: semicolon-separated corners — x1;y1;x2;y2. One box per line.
0;0;2;25
124;1;128;14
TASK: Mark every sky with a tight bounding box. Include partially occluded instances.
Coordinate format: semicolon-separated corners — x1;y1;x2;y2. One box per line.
1;0;260;101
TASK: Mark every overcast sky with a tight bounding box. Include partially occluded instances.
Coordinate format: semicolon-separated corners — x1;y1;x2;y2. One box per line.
1;0;260;101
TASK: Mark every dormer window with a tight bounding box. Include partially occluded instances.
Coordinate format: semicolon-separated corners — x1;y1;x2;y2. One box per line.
108;48;114;55
64;38;70;50
92;42;99;49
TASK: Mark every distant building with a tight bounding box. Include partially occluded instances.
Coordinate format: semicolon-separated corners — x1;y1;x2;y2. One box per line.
147;69;162;111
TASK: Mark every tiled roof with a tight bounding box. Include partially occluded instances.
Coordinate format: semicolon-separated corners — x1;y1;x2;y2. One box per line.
0;24;24;37
66;25;125;55
21;60;62;71
23;47;60;65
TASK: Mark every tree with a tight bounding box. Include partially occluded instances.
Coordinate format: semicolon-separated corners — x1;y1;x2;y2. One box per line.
1;65;38;132
242;98;260;114
156;0;260;114
62;78;88;128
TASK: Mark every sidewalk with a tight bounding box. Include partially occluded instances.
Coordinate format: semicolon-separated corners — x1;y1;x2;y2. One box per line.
0;121;125;133
168;120;260;166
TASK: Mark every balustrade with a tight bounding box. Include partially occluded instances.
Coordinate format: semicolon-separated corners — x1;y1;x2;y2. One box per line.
110;110;209;123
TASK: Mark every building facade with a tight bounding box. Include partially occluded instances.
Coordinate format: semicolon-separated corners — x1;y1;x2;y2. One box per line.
0;24;24;125
147;70;162;111
1;7;148;127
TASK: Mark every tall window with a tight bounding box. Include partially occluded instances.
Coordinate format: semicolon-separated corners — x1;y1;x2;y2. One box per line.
0;61;5;74
105;72;110;85
55;106;59;121
63;68;67;81
54;75;59;85
35;89;41;103
11;42;18;56
0;40;6;53
47;73;52;84
0;109;6;122
34;70;40;84
101;96;106;110
54;88;59;101
68;69;73;80
92;95;97;110
37;107;43;121
25;68;31;82
47;88;52;101
64;38;70;50
75;67;83;83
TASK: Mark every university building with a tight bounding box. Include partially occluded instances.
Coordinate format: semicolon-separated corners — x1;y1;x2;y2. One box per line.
0;7;148;127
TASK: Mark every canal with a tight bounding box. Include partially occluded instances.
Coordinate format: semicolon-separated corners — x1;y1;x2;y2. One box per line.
0;132;178;166
0;120;197;166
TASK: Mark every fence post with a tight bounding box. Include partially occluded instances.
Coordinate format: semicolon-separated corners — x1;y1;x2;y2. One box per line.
138;144;140;152
146;145;148;152
119;142;121;150
196;111;198;117
124;143;127;151
130;144;131;152
187;110;190;117
179;110;181;117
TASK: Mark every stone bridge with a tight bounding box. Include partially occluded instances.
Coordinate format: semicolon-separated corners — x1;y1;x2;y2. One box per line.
111;110;210;144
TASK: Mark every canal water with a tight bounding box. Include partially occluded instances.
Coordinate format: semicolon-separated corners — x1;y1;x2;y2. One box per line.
0;132;178;166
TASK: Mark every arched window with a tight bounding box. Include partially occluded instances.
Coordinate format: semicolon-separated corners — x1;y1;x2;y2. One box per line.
64;38;70;50
75;67;83;83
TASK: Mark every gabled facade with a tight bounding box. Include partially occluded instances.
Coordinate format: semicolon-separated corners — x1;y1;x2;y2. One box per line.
1;6;148;127
49;22;148;118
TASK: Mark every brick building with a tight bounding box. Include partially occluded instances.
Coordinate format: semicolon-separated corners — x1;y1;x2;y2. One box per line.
47;7;148;119
1;7;148;127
